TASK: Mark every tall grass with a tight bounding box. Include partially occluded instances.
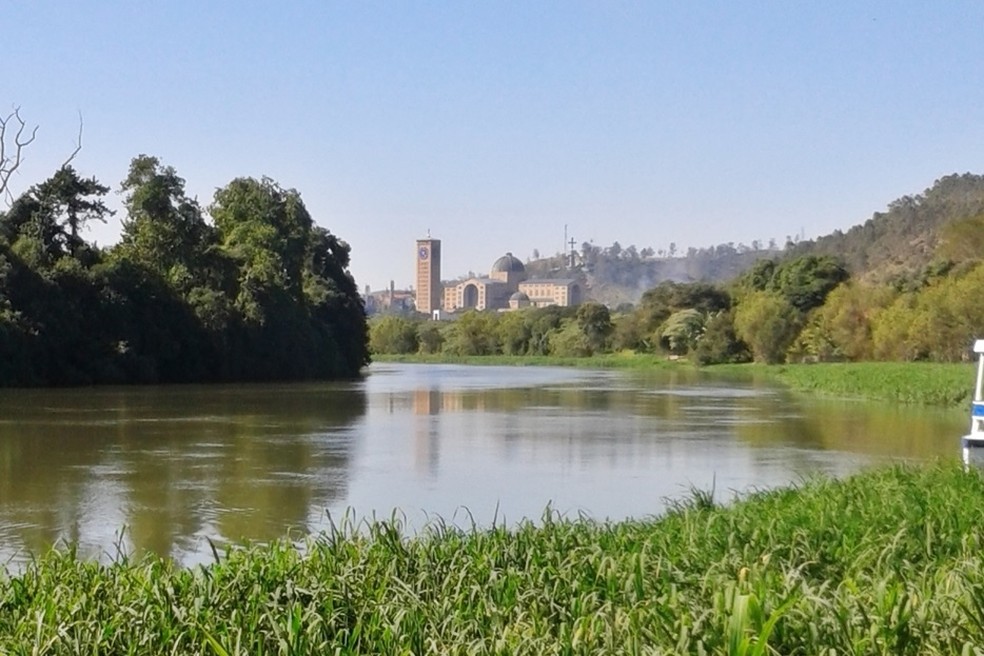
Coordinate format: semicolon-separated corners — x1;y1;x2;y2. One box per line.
763;361;974;406
4;465;984;653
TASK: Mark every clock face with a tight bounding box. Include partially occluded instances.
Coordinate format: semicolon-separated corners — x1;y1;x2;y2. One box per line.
418;247;429;260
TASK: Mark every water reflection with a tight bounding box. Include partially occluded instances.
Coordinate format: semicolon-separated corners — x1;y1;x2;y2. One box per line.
0;384;365;564
344;365;963;531
0;364;965;566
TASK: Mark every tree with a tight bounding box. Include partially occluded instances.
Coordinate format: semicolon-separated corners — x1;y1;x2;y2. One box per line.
416;321;445;354
2;167;110;266
304;226;370;373
117;155;216;289
937;213;984;265
636;281;730;335
497;310;531;355
444;311;499;356
812;282;896;360
733;291;801;364
211;177;313;322
693;311;750;365
658;308;704;355
548;320;591;357
770;255;849;313
526;306;572;355
611;309;647;352
576;302;613;354
369;316;418;354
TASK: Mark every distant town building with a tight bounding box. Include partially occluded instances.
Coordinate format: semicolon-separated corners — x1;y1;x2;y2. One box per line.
364;280;415;314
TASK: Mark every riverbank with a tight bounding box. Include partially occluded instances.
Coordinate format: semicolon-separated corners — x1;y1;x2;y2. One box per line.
374;353;975;406
375;351;676;369
2;464;982;653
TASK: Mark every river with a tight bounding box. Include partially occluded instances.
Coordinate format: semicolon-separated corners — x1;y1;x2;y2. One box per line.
0;362;964;566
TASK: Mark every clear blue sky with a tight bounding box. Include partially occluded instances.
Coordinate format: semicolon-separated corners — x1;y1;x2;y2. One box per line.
6;1;984;290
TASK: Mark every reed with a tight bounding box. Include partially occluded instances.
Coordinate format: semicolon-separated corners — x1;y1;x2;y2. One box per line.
4;465;984;653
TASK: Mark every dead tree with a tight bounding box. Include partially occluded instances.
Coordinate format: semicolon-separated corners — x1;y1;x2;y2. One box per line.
0;107;39;204
0;107;83;205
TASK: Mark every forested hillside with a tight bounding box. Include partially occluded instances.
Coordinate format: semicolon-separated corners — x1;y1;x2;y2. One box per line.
787;173;984;283
0;156;369;386
525;242;778;307
520;173;984;306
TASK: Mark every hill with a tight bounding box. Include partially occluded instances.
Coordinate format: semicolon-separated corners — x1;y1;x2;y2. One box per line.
525;172;984;305
786;173;984;283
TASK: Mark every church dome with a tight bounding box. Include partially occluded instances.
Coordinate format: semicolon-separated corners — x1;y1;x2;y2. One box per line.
491;252;525;274
509;291;530;301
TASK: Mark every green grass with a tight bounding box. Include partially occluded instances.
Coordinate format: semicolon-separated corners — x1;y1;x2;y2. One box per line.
5;465;984;653
712;361;976;407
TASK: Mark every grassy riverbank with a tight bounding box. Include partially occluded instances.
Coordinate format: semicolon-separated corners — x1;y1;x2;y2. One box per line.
710;361;975;407
375;353;976;407
4;465;984;653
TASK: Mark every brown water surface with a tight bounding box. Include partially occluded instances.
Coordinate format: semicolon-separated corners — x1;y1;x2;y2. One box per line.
0;363;963;566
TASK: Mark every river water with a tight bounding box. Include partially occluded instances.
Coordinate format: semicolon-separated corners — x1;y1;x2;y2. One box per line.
0;363;965;566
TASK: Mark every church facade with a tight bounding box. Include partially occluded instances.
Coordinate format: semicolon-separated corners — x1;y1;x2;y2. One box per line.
416;244;581;313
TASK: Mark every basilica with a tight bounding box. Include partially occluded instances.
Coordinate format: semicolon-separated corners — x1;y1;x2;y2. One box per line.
416;238;582;314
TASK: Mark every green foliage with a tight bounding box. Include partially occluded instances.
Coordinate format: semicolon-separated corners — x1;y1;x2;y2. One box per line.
733;292;801;364
870;262;984;362
658;308;704;354
414;321;444;354
770;255;849;312
575;301;613;354
496;310;531;355
1;166;110;263
547;320;592;357
443;310;501;356
610;310;648;352
0;157;368;386
740;255;848;313
693;310;751;365
116;155;216;291
763;361;974;406
637;281;731;333
807;282;897;361
937;213;984;266
369;315;419;355
6;466;984;653
526;305;574;355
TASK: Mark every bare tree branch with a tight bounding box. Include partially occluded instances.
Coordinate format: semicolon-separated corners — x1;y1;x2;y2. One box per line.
60;110;83;170
0;106;40;205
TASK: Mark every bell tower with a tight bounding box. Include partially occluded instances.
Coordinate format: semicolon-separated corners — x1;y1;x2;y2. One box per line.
415;236;441;314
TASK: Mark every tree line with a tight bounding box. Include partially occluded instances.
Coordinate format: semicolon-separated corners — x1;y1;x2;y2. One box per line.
0;156;369;386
